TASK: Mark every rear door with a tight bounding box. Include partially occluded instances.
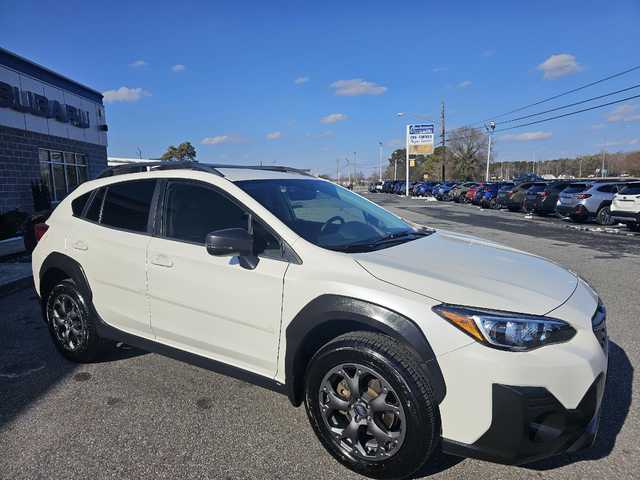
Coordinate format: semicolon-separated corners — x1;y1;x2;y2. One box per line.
66;179;158;338
146;179;289;378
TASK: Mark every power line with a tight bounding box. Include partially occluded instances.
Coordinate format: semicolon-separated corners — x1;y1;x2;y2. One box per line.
494;93;640;133
470;65;640;126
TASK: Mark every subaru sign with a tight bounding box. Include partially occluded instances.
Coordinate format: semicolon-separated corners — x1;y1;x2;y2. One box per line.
406;124;434;155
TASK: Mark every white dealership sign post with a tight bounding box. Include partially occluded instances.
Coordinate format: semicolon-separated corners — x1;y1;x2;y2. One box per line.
405;124;434;195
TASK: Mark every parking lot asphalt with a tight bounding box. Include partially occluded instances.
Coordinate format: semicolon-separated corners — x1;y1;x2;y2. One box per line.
1;196;639;480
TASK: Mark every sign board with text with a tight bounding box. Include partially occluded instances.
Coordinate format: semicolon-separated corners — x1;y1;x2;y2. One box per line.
406;124;434;155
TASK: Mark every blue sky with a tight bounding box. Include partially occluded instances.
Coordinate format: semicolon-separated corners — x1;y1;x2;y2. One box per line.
2;0;639;177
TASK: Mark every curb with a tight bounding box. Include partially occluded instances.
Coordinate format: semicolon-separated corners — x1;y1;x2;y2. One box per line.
0;274;34;298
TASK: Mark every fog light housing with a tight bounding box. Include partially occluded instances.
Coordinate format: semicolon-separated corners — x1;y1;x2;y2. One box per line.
529;412;566;443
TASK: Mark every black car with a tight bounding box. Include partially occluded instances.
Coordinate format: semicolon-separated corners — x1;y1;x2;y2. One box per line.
522;182;553;213
382;180;402;193
526;181;573;216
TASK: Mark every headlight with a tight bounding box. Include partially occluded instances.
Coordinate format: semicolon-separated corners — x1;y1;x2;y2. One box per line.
433;305;576;351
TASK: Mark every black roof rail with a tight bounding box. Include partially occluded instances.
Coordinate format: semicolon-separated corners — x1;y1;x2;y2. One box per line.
207;164;314;177
96;161;223;179
97;162;315;180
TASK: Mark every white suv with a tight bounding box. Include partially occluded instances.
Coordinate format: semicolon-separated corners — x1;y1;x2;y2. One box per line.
32;163;608;479
611;182;640;231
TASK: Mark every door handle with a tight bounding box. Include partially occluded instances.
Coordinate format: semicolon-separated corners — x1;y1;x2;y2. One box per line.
71;241;88;251
150;255;174;268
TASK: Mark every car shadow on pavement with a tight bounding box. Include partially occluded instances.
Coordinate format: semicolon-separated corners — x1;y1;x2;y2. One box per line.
92;342;148;363
521;340;632;471
411;440;465;478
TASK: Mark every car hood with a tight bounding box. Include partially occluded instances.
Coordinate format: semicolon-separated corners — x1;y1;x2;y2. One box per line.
351;230;577;316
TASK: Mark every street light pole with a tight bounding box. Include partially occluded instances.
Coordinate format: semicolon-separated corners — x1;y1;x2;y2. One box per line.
344;155;351;185
354;151;357;187
335;158;340;184
484;121;495;182
602;125;628;178
379;142;382;182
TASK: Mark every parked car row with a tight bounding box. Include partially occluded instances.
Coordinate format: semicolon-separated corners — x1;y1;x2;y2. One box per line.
368;178;640;230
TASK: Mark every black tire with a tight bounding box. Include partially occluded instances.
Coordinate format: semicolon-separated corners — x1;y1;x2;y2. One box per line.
489;198;501;210
534;209;549;216
46;280;106;363
570;214;588;223
304;332;440;480
595;206;615;225
508;205;521;212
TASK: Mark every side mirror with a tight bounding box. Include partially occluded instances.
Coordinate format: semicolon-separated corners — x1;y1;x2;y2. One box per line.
206;228;253;257
206;228;259;269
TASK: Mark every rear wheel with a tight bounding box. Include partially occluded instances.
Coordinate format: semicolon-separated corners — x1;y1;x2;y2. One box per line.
489;198;501;210
595;206;615;225
304;332;440;480
46;280;106;363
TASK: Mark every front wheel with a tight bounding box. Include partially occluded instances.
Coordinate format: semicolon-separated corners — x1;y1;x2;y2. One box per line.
304;332;440;480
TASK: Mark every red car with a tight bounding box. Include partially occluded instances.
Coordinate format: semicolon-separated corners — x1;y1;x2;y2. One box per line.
464;182;487;202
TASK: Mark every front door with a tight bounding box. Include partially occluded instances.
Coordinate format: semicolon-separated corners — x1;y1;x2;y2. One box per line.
147;179;288;378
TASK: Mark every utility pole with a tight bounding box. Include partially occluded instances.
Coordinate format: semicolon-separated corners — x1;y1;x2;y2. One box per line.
335;158;340;184
344;155;351;185
379;142;382;182
485;122;495;182
354;151;357;187
442;102;446;181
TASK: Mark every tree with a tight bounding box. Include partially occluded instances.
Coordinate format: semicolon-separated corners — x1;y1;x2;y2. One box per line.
160;142;197;161
386;149;439;181
447;127;494;180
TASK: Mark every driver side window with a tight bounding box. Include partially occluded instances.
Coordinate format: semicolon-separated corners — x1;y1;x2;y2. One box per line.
162;181;282;258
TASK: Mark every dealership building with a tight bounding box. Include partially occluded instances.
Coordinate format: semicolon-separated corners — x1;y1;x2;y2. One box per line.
0;48;108;214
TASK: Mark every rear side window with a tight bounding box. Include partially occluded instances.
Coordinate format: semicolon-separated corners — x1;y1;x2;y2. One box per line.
619;183;640;195
85;181;156;232
550;183;570;192
596;185;612;193
71;192;92;216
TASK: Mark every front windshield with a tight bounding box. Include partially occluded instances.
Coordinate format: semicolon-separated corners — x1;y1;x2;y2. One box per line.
236;179;428;251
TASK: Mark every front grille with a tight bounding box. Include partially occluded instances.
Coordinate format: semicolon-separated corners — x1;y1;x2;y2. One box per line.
592;301;607;352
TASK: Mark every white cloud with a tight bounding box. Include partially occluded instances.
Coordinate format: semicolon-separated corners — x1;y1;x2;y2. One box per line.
585;124;606;130
457;81;473;88
630;139;639;145
321;147;332;151
593;140;625;148
449;110;456;115
538;54;584;80
498;131;553;142
321;113;348;124
431;67;447;73
171;64;186;73
219;155;228;159
388;139;405;148
295;77;309;84
102;87;152;103
200;134;253;145
317;131;334;138
482;50;492;56
286;120;296;127
266;131;289;140
304;133;311;137
130;60;147;67
604;103;640;122
243;155;250;159
329;78;387;96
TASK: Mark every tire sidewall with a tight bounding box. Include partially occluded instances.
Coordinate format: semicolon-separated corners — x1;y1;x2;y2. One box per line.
304;344;437;479
46;280;100;362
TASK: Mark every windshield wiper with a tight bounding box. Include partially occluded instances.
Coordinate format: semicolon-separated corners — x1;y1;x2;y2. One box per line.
325;230;430;252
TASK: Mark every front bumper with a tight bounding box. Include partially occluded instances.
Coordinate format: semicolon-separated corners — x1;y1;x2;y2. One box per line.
442;371;606;465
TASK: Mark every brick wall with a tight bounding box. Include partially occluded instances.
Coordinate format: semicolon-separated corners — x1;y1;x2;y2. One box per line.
0;124;107;214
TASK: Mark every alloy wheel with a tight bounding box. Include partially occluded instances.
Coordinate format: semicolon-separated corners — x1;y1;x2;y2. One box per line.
318;363;406;461
51;293;86;351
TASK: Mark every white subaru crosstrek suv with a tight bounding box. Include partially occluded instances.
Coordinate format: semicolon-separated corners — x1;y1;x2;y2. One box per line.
611;182;640;232
32;163;608;479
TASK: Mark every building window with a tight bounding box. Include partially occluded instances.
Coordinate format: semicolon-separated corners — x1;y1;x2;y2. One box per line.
38;149;88;201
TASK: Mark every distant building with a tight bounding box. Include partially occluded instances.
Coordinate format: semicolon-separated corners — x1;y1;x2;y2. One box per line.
0;48;108;213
